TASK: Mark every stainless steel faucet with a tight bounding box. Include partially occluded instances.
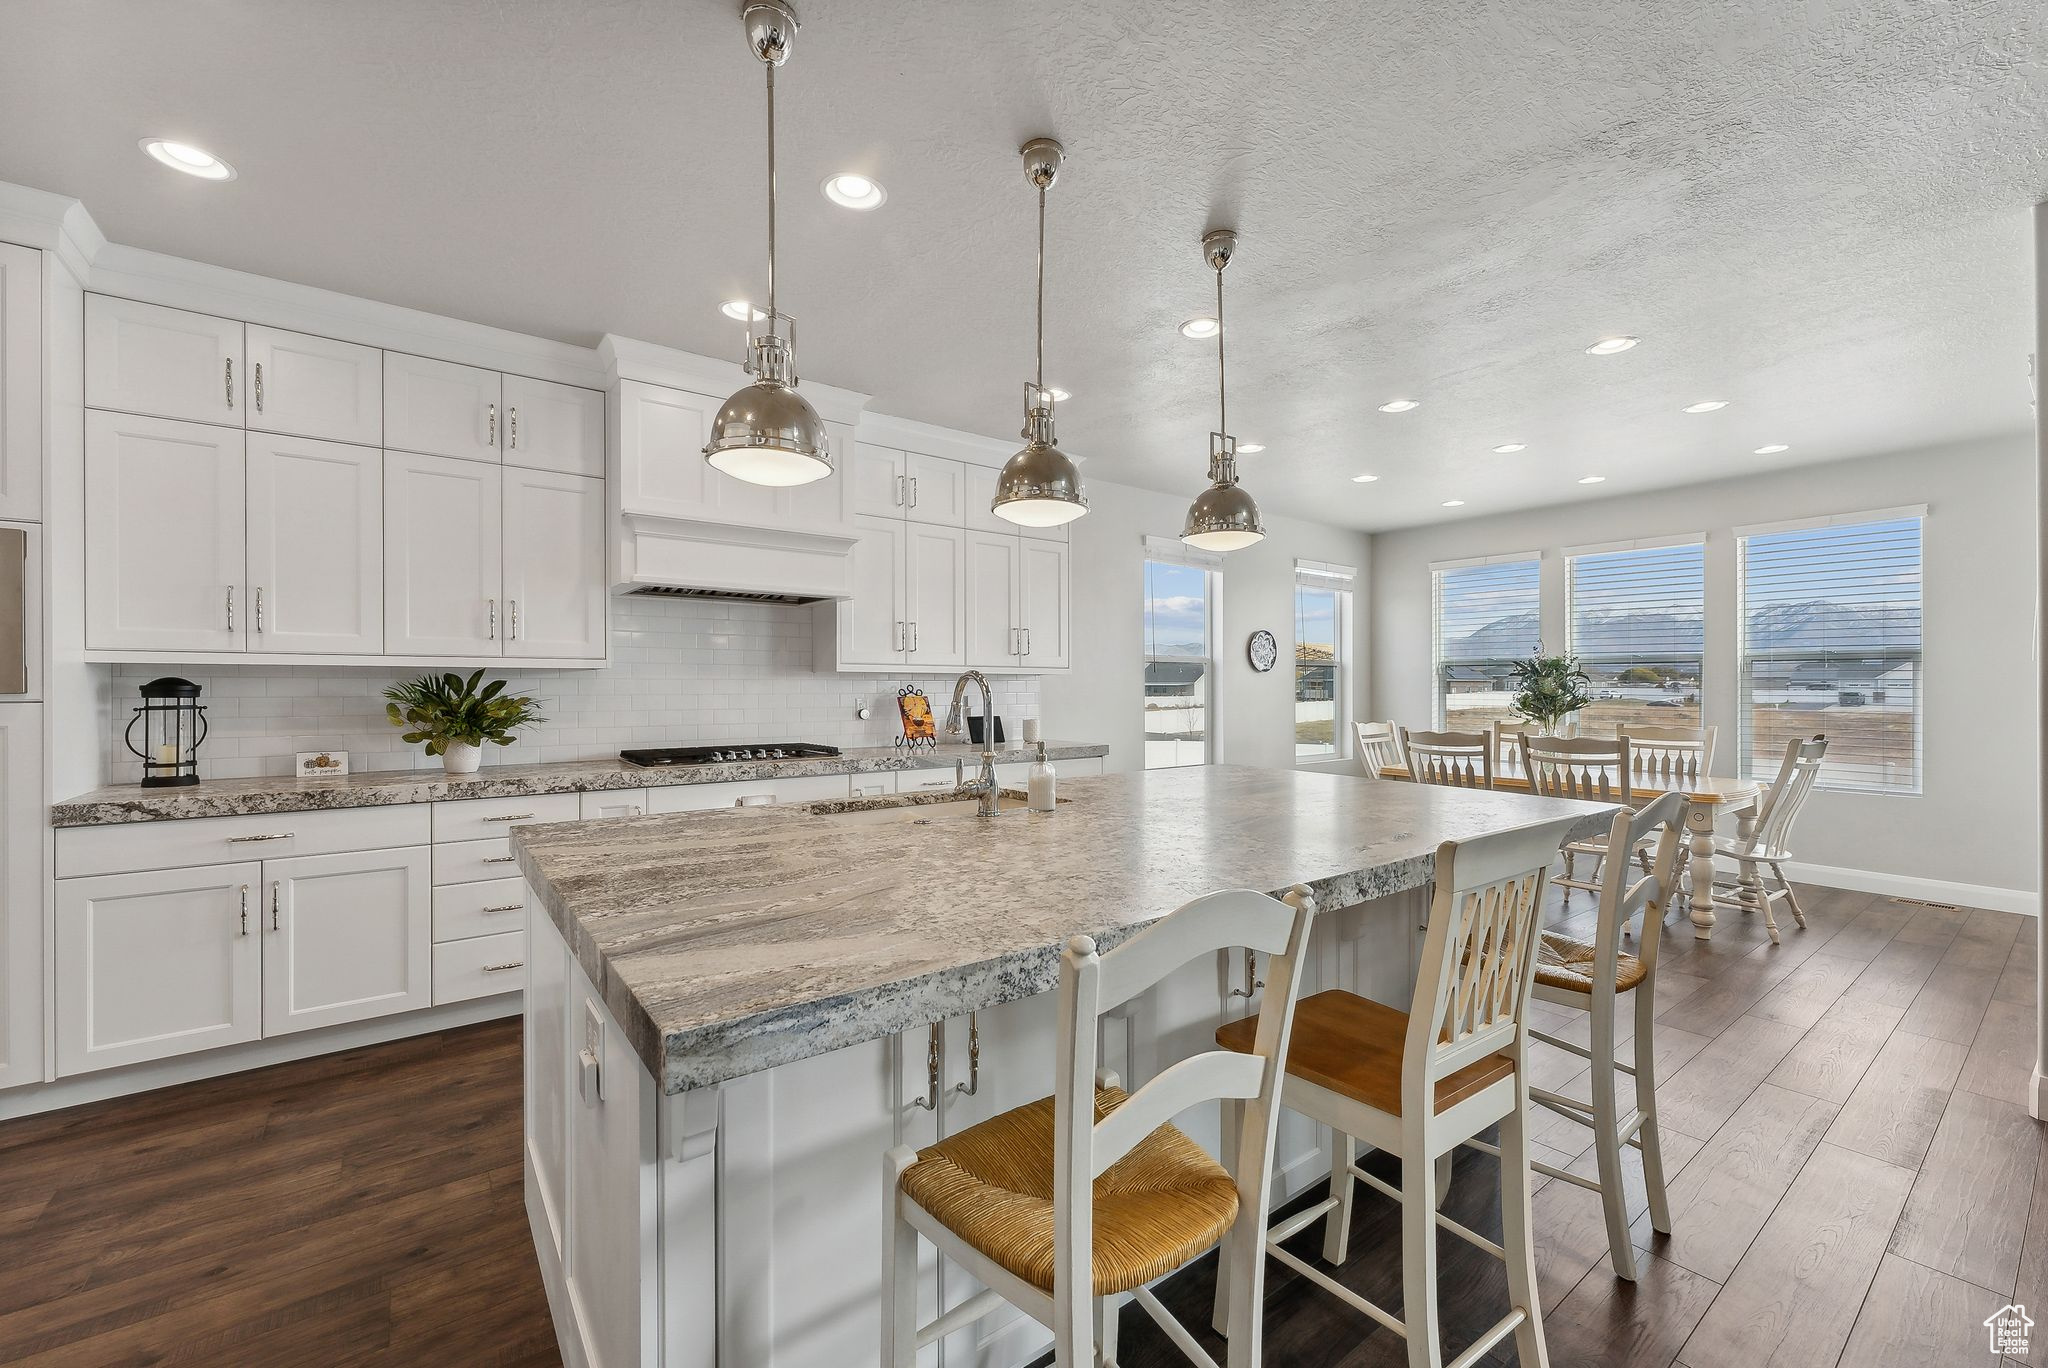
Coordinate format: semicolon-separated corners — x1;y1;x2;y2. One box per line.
944;670;1003;817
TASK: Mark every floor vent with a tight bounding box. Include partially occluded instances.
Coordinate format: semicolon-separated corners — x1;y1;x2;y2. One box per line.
625;585;824;606
1892;896;1963;910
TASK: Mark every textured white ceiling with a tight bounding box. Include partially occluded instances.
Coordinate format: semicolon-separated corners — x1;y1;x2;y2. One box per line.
3;0;2042;530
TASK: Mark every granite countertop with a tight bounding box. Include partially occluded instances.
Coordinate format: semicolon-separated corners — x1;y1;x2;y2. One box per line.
49;742;1109;827
510;765;1617;1095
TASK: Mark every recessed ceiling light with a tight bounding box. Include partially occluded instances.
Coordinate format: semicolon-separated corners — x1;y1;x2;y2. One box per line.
821;173;886;209
1236;443;1264;454
1180;316;1220;339
1351;473;1379;483
720;299;767;322
1578;475;1607;484
1682;400;1729;414
1491;443;1527;454
1585;336;1639;355
1442;498;1465;507
1378;399;1420;413
140;138;235;180
1753;443;1790;455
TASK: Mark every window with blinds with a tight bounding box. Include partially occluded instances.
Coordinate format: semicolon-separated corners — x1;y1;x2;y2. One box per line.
1144;538;1220;770
1737;509;1923;793
1432;556;1540;732
1294;560;1354;759
1566;538;1705;733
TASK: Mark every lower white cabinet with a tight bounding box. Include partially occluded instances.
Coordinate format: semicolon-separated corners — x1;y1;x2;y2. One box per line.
56;862;265;1075
646;774;853;813
0;704;44;1091
261;847;431;1036
433;929;528;1005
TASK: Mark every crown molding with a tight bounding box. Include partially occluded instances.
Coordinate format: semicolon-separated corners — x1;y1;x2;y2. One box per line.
599;334;870;428
857;410;1025;470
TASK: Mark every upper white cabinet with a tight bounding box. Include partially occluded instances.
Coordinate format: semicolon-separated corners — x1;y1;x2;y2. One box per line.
965;530;1021;664
504;374;603;478
1018;537;1072;669
831;514;909;669
246;434;384;655
85;411;246;653
505;467;606;660
245;325;382;445
262;847;432;1037
383;353;502;463
85;295;243;428
384;450;503;657
614;378;843;528
0;243;42;522
852;444;969;527
905;523;967;668
850;443;906;519
0;704;42;1092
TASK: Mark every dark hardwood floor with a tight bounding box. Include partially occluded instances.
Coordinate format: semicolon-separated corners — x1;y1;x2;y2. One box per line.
0;884;2037;1367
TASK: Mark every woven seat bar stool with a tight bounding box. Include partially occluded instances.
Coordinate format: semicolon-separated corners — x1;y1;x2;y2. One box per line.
1471;792;1685;1282
1518;734;1634;899
883;886;1317;1368
1212;815;1582;1368
1397;728;1494;790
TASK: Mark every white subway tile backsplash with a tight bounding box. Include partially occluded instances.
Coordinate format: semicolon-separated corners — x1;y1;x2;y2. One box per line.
104;595;1041;784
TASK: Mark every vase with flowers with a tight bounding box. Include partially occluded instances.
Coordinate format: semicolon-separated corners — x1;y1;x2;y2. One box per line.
1508;652;1592;736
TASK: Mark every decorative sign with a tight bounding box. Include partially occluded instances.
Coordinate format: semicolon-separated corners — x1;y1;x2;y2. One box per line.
1246;629;1279;673
296;750;350;778
895;686;938;749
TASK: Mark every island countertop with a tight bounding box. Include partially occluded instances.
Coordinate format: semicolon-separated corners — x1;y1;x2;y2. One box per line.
511;764;1615;1095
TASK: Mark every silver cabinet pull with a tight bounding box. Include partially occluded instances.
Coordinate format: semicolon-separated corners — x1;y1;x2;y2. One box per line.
254;586;264;634
509;599;519;641
225;586;234;632
508;406;518;449
270;880;281;931
226;832;295;844
481;903;524;915
487;402;497;446
483;854;519;865
893;621;904;652
908;475;919;507
225;358;234;410
1023;627;1032;656
482;960;525;974
253;361;263;413
894;474;905;507
482;813;535;823
487;598;497;640
908;621;918;654
238;884;249;936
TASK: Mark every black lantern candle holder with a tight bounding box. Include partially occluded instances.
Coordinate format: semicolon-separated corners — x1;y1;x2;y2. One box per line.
124;677;208;788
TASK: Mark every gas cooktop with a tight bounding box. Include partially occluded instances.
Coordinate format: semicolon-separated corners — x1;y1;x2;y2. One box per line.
618;743;843;768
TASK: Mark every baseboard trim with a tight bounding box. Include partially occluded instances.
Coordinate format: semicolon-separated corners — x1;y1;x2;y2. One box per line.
0;993;521;1120
1779;861;2038;917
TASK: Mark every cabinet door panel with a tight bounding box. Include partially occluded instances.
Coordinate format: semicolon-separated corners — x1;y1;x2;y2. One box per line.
503;374;604;478
262;847;431;1036
905;524;967;669
616;380;713;517
965;530;1021;667
383;450;502;655
961;462;1010;535
903;452;967;527
85;411;245;652
383;352;501;462
505;468;606;659
850;443;905;519
85;295;243;427
0;244;43;521
246;434;382;654
56;862;263;1075
245;326;382;445
1019;538;1071;669
0;704;42;1090
840;514;907;667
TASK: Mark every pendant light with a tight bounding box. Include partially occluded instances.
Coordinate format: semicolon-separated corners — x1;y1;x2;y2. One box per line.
992;138;1088;527
703;0;832;487
1181;228;1264;551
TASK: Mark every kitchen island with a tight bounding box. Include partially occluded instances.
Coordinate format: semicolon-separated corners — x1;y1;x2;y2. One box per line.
513;765;1613;1368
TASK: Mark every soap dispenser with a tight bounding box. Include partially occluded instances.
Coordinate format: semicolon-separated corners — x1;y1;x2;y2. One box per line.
1027;741;1057;812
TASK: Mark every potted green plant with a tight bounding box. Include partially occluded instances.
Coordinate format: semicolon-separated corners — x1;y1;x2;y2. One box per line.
383;670;543;775
1508;652;1592;735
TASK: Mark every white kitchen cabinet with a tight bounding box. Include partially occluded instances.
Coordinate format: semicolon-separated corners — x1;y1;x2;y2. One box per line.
966;530;1022;667
261;846;431;1036
0;243;43;522
615;379;780;525
384;449;503;656
505;467;606;660
903;451;967;528
1018;537;1071;669
835;513;910;668
961;462;1008;536
905;523;967;669
0;704;42;1091
503;374;604;478
431;792;581;842
579;790;648;821
85;295;244;428
85;410;245;653
245;325;383;446
434;928;528;1005
383;352;502;463
645;773;853;813
435;878;533;943
851;443;907;519
246;434;383;654
56;862;264;1075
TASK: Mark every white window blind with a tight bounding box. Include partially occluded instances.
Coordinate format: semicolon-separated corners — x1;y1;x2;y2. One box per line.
1293;560;1354;760
1737;510;1923;793
1566;538;1705;733
1432;556;1540;731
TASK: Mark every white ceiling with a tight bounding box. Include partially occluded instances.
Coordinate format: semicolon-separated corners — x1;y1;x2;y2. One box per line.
3;0;2042;531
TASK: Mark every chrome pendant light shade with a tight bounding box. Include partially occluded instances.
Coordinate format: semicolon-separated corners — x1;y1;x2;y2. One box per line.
1182;228;1264;551
993;138;1088;528
704;0;832;488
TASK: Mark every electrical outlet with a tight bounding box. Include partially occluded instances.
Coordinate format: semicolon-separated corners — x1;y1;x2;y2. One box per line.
579;1001;606;1103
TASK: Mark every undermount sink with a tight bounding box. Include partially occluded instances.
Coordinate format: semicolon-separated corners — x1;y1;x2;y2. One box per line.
812;790;1065;825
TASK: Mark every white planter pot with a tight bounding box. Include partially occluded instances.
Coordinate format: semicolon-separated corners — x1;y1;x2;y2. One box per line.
441;742;482;775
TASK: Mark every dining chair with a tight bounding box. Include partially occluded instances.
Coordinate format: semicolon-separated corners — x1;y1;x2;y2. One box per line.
1355;720;1405;777
1212;813;1583;1368
1397;728;1494;790
1495;793;1685;1281
1518;734;1633;898
1489;719;1540;782
883;885;1317;1368
1614;724;1715;882
1710;734;1829;942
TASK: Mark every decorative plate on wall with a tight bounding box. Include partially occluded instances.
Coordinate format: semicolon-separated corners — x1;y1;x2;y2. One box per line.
1247;629;1279;672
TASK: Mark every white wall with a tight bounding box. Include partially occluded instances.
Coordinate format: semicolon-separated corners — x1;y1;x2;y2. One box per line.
1041;476;1373;776
1370;435;2039;903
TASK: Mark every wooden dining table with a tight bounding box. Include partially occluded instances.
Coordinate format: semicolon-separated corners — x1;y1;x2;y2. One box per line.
1378;764;1765;939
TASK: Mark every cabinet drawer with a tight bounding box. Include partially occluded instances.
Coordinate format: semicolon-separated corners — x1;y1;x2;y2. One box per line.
56;805;431;879
645;773;852;814
433;877;532;943
432;792;580;843
848;776;894;799
434;929;527;1004
897;769;959;794
433;837;523;885
579;789;648;820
